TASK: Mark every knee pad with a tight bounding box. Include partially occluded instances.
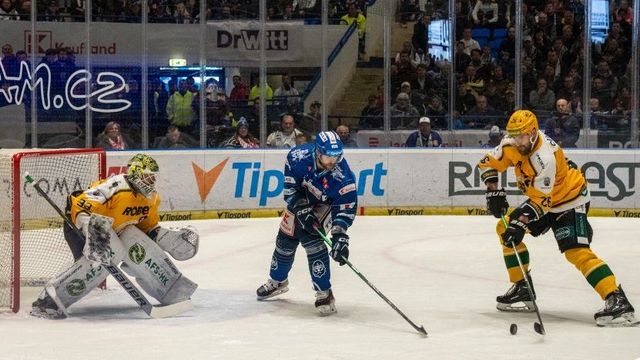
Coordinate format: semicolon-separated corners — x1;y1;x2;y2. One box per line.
275;232;298;257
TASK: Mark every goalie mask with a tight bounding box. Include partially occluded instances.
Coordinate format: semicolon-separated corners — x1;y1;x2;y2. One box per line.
127;154;159;198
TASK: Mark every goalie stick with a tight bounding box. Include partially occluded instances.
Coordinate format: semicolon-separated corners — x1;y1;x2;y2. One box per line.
313;224;428;336
25;174;193;319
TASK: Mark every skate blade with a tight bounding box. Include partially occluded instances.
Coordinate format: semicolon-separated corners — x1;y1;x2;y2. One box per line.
596;312;640;327
316;303;337;316
497;301;535;313
256;286;289;301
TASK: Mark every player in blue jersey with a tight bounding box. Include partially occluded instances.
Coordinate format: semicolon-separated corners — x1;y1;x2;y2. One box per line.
256;131;358;315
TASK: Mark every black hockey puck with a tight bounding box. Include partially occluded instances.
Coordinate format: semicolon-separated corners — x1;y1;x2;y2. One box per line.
510;323;518;335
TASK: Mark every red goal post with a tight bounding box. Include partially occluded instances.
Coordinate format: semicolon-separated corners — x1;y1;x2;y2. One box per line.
0;148;106;313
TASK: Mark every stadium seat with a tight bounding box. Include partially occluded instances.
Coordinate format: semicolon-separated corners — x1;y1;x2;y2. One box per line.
471;28;491;39
492;28;507;39
477;38;488;48
489;38;504;51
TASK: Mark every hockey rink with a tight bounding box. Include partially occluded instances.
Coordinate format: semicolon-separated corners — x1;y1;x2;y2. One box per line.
1;215;639;360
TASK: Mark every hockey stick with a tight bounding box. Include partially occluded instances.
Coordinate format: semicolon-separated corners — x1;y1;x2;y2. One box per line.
313;224;427;336
500;215;546;335
25;174;193;319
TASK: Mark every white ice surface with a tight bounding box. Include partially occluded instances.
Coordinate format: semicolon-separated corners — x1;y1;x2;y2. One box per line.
1;216;639;360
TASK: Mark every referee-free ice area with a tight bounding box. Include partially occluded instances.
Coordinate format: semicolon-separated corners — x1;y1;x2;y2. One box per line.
1;216;639;360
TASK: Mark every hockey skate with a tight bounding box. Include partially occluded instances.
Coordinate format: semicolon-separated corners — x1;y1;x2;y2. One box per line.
256;278;289;300
30;292;66;320
315;289;336;316
594;286;639;327
496;277;536;313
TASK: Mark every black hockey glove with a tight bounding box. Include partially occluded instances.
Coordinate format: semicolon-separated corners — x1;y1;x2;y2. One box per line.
294;204;319;233
486;188;509;218
502;218;528;247
330;231;349;266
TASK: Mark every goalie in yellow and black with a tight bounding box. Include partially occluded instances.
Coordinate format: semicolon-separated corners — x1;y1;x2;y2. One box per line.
478;109;638;327
30;154;200;319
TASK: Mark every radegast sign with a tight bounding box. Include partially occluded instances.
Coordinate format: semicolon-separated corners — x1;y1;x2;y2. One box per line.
448;155;640;208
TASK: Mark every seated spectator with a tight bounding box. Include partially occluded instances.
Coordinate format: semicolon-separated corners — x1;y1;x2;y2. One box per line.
299;100;322;134
172;1;192;23
528;78;556;112
607;98;631;129
589;98;606;129
423;96;447;129
273;74;300;108
454;40;472;73
405;117;443;147
484;125;503;148
400;81;426;111
395;41;416;66
221;118;260;149
360;94;383;129
205;99;236;147
544;98;580;148
455;82;477;115
463;65;485;96
335;125;357;148
390;92;420;129
245;96;263;136
411;64;430;96
266;114;304;148
0;0;19;20
96;121;130;150
465;95;501;129
154;125;198;149
295;132;309;146
472;0;498;27
460;27;480;56
592;76;613;111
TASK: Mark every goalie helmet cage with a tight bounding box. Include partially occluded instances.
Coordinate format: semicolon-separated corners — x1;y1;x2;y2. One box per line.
0;148;106;313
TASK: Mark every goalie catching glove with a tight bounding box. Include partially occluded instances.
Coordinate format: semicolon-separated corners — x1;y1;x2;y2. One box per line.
329;226;349;265
82;213;114;266
148;225;200;261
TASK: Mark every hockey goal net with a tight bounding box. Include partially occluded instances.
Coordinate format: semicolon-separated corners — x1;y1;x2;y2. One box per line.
0;148;106;313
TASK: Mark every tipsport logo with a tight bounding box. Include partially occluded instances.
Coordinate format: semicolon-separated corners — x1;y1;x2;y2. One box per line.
191;159;388;206
231;162;388;206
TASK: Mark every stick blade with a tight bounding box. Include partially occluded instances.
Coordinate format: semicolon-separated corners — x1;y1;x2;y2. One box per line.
417;326;428;336
534;322;546;335
149;300;193;319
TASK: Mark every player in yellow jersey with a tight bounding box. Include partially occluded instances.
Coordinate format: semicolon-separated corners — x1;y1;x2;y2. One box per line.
31;154;199;319
478;110;638;327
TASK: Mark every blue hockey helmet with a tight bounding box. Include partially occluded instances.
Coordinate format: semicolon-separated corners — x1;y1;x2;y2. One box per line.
315;131;344;159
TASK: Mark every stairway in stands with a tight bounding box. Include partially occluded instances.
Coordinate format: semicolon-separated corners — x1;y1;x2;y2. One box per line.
328;21;414;129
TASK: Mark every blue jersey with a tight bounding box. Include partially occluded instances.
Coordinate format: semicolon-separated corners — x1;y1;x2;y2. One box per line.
283;143;358;230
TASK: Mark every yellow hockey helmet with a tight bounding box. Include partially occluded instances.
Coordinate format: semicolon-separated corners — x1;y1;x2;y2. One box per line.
506;110;538;137
127;154;159;198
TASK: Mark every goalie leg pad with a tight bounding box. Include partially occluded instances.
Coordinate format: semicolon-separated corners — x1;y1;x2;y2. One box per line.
41;256;110;312
119;226;198;304
152;226;199;261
